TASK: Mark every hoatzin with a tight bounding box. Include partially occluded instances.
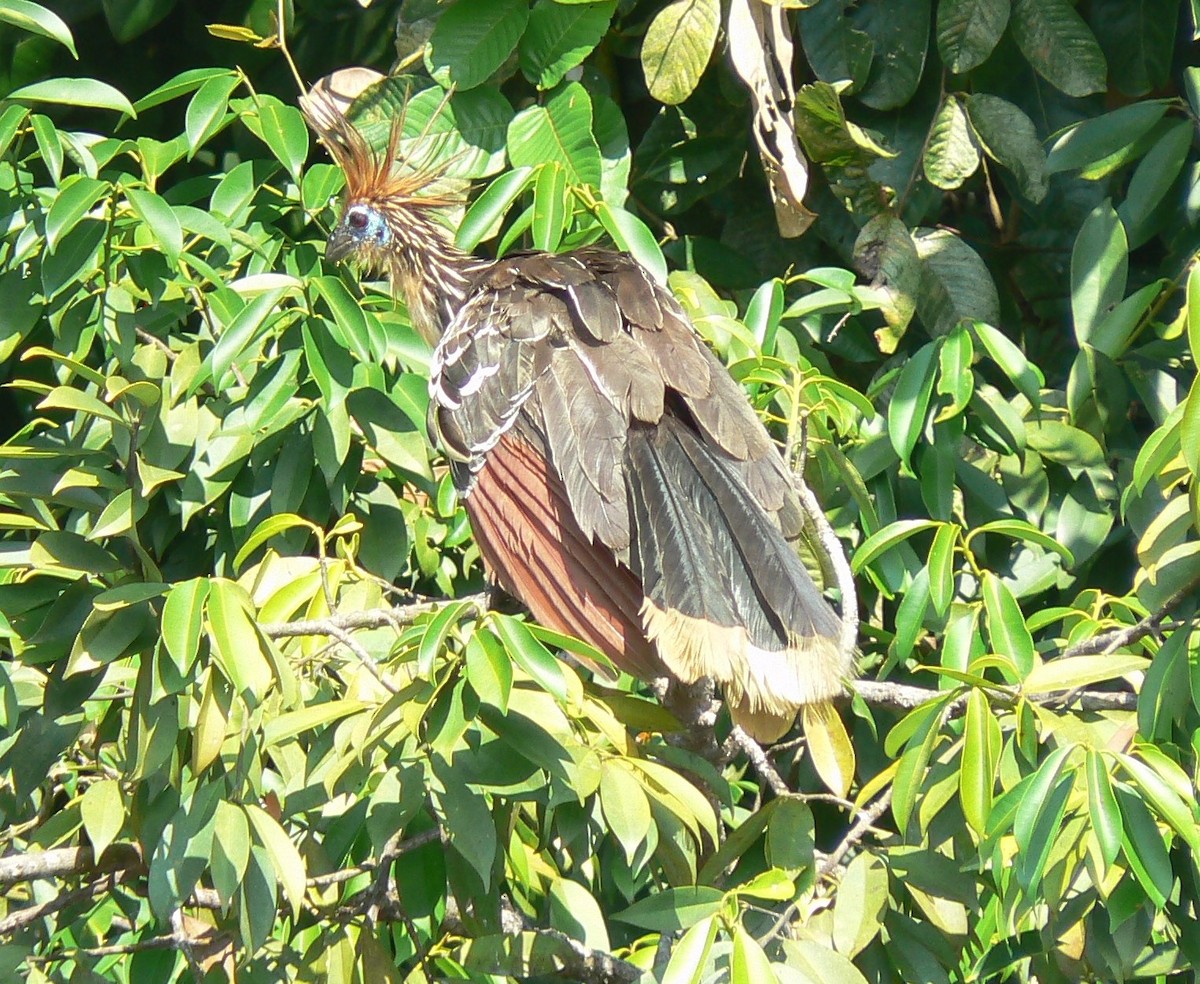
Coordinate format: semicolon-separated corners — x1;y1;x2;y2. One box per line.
301;78;852;741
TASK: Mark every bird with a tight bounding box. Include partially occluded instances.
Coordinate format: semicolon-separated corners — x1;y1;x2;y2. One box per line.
300;76;852;742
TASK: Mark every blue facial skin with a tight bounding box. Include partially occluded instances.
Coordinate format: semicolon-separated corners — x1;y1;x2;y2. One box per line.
327;204;391;262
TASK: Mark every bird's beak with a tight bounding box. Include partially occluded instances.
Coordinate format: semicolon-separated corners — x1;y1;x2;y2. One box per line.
326;226;354;264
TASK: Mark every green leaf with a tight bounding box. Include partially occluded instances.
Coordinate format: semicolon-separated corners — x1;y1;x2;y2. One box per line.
31;111;62;184
531;162;569;252
311;275;371;362
927;523;958;617
41;217;106;299
133;67;232;113
434;757;498;890
797;3;874;96
185;73;239;155
1090;0;1177;98
969;518;1073;566
923;95;979;191
831;853;888;958
982;572;1034;676
891;701;949;834
162;577;210;675
429;0;529;90
245;803;306;918
233;513;316;572
253;97;309;184
596;202;667;284
417;601;471;677
1013;744;1072;848
965;93;1047;203
45;175;108;253
1072;200;1127;348
30;531;121;575
465;633;513;714
599;759;653;865
101;0;174;43
1090;280;1163;360
210;287;287;389
207;579;273;700
852;213;919;351
508;81;602;187
1010;0;1107;97
548;878;610;952
641;0;720;105
262;700;366;747
89;488;147;540
520;0;615;90
490;614;568;701
211;800;251;906
126;188;183;264
1045;101;1171;175
914;229;1000;338
887;341;938;467
1118;120;1193;245
8;77;134;116
1025;653;1149;694
1116;751;1200;854
960;690;998;834
853;519;940;572
81;779;124;861
1086;750;1121;869
731;925;778;984
935;325;974;420
766;796;815;870
612;885;723;931
972;321;1042;409
662;915;718;984
1012;746;1074;893
1116;784;1172;908
936;0;1010;72
456;166;535;250
0;0;77;56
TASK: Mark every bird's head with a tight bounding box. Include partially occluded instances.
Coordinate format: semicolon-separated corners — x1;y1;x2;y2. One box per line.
326;200;393;265
301;74;459;274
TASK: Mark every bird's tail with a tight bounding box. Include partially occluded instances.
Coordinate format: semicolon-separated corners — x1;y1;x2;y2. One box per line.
625;417;848;741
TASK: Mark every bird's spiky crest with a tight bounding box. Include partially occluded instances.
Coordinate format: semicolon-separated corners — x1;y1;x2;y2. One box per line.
302;77;460;211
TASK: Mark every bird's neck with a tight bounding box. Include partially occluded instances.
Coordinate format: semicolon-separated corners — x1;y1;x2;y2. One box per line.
386;210;482;344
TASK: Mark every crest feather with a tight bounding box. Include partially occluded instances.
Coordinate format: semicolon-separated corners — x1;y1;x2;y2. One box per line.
301;70;461;207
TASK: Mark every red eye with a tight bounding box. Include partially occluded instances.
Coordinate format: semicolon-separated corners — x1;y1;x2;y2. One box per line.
347;210;369;230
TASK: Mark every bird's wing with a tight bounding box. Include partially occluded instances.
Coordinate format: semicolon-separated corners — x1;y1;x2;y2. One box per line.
431;248;848;739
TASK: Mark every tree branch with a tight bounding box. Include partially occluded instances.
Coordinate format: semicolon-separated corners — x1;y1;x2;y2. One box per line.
852;678;1136;713
259;593;487;640
1061;582;1197;658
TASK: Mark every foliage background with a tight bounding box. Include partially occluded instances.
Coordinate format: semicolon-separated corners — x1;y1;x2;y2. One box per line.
2;0;1200;981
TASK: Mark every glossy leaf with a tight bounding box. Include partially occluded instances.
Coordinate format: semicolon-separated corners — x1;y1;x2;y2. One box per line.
429;0;529;90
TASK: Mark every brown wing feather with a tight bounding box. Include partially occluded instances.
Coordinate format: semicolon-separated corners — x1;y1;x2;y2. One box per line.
467;431;664;681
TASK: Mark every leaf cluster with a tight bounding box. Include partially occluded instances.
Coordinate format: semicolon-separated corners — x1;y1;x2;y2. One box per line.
2;1;1200;983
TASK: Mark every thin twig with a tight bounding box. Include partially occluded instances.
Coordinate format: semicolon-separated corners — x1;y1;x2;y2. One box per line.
727;726;789;795
1061;582;1198;659
260;594;487;639
275;0;305;94
170;908;205;984
757;788;895;945
134;327;178;362
0;876;108;936
817;787;894;879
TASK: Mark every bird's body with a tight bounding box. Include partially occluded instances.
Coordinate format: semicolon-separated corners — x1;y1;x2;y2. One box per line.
303;82;852;740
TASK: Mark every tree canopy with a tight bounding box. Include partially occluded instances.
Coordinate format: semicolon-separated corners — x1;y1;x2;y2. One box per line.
1;0;1199;981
